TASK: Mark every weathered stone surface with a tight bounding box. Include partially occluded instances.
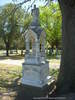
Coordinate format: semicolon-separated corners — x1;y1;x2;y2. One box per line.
21;61;51;87
21;5;50;88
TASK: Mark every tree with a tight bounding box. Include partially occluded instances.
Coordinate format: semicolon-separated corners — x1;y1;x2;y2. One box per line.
40;2;61;55
0;3;18;56
0;37;5;49
56;0;75;94
0;3;28;56
12;13;32;55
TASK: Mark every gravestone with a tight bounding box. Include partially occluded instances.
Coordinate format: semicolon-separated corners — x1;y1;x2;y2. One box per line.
21;5;51;99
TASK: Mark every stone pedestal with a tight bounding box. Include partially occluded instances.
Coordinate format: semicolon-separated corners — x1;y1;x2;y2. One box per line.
21;5;52;99
21;61;51;88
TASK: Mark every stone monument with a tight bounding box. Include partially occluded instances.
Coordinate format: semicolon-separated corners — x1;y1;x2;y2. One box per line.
21;5;51;88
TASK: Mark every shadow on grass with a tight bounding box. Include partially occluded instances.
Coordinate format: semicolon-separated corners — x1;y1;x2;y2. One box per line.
0;74;57;100
0;76;21;92
46;53;61;60
0;77;49;100
0;64;59;100
0;55;24;60
0;76;21;100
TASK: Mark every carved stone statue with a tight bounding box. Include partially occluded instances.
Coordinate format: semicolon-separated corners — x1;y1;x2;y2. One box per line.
21;5;51;88
31;5;40;26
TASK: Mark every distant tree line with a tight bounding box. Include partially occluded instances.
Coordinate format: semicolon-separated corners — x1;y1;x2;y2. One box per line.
40;2;62;55
0;2;62;56
0;3;32;56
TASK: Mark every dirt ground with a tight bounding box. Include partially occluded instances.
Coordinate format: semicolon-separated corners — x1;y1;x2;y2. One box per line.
0;58;60;69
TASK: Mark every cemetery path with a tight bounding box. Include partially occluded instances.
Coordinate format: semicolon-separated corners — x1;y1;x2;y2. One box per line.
0;59;24;66
0;59;60;69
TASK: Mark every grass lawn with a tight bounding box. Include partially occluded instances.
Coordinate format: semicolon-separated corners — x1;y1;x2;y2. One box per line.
0;64;59;100
0;52;60;99
0;63;59;92
0;64;22;100
0;55;24;60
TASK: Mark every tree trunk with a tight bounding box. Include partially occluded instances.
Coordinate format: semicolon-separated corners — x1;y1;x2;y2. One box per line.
56;0;75;94
6;43;9;56
16;48;18;55
21;49;23;56
56;46;58;57
51;46;54;54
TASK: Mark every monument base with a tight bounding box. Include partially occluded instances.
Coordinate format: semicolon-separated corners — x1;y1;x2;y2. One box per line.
16;84;50;100
21;61;51;88
20;61;55;100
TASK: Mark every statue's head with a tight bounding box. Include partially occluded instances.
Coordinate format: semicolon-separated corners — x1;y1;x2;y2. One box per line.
34;5;36;9
31;4;40;26
31;4;39;16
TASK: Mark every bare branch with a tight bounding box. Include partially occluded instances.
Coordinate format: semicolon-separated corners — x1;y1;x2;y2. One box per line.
0;0;31;23
26;0;35;12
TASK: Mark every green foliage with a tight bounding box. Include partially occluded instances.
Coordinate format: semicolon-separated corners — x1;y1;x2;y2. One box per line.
0;38;5;49
24;13;32;30
12;13;32;51
0;3;31;56
40;2;62;49
0;3;20;55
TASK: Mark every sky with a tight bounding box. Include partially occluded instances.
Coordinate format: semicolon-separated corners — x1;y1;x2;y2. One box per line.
0;0;13;6
0;0;46;7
